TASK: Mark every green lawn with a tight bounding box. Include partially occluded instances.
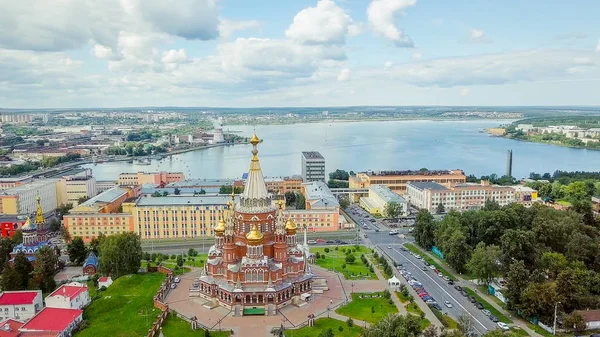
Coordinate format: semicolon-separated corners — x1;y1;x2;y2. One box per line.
526;323;554;337
292;318;363;337
395;291;411;303
160;261;192;275
336;293;398;324
76;273;166;337
161;314;230;337
87;280;97;298
404;244;456;281
510;327;529;337
311;246;377;280
463;287;512;324
404;303;431;329
430;307;458;329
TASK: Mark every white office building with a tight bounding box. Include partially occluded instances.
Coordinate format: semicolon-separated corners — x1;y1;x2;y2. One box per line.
301;151;326;183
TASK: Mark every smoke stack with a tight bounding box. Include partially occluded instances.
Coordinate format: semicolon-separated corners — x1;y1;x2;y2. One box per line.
506;150;513;178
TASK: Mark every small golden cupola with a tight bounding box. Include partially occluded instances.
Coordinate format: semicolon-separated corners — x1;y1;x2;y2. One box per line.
214;217;225;236
285;217;297;235
246;224;264;245
249;132;260;146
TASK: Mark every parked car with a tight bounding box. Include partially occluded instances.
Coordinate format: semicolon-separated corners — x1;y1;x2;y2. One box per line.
429;265;436;270
307;240;317;244
468;296;477;303
422;266;428;271
489;316;499;323
170;283;177;289
454;285;463;292
174;277;181;283
497;322;509;331
447;280;454;285
460;290;468;297
475;302;484;310
429;303;442;311
444;300;453;308
316;239;325;243
326;240;335;244
482;309;491;317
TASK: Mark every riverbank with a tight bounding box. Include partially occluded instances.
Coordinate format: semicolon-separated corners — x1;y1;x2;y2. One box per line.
223;116;519;127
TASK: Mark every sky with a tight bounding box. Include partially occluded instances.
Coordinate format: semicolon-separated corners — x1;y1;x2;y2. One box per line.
1;0;599;108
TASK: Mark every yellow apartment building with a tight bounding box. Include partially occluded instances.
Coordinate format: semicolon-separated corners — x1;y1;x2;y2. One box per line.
349;169;466;194
117;171;185;186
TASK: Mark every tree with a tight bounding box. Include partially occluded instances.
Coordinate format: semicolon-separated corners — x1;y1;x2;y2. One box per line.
519;281;561;321
13;251;33;290
363;313;423;337
338;195;350;209
414;210;436;249
174;187;181;195
31;246;59;293
540;252;568;279
284;191;296;206
187;248;198;257
384;201;403;218
48;219;61;232
11;230;23;245
564;312;587;332
62;227;72;243
67;237;88;265
57;203;73;218
466;242;502;285
162;191;169;197
0;262;21;291
345;254;356;264
457;313;476;337
89;233;106;256
443;230;471;273
77;196;90;204
504;260;530;309
329;169;350;181
99;233;143;278
176;254;184;268
295;193;306;210
0;238;13;274
435;203;445;214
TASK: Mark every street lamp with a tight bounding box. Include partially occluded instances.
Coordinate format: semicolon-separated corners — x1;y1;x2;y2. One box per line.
553;301;561;335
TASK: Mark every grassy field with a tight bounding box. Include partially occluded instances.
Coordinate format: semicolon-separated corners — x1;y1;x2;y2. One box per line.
292;318;363;337
395;291;411;303
161;314;230;337
336;293;398;324
526;323;554;337
311;246;377;280
463;287;512;324
403;303;431;329
430;307;458;329
76;273;166;337
510;327;530;337
404;244;456;281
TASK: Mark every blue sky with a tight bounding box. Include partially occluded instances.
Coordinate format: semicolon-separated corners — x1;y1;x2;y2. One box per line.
0;0;599;108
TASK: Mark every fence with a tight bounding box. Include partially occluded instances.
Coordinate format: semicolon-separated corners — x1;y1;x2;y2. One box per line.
146;307;169;337
145;265;175;337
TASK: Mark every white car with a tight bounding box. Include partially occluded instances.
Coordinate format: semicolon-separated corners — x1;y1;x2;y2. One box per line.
443;300;453;308
387;246;392;249
174;277;181;283
429;265;436;270
497;322;509;330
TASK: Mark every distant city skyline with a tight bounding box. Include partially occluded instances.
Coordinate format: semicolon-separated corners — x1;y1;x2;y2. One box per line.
1;0;599;108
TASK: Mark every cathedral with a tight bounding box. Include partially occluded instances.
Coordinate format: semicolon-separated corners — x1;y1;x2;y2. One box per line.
194;132;313;312
10;196;50;263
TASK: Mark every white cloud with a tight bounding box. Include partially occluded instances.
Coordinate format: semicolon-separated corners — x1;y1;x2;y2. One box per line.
469;29;492;44
219;19;261;39
596;40;600;52
286;0;359;45
412;51;422;60
337;68;350;81
0;0;220;52
162;49;188;64
93;45;114;60
367;0;416;47
460;88;470;96
384;61;393;69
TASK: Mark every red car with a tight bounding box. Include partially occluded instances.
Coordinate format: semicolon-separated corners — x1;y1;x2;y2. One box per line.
418;293;429;298
316;239;325;243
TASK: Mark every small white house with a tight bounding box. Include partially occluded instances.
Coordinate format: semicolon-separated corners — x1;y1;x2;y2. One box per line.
575;310;600;330
45;283;91;310
0;290;43;322
388;276;401;288
98;276;113;289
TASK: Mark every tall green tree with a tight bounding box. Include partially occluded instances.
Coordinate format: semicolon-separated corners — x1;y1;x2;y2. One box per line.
295;193;306;210
466;242;502;285
13;251;33;290
89;233;106;256
414;209;436;249
504;260;530;309
443;230;471;273
11;230;23;245
338;195;350;209
31;246;59;293
0;238;14;273
384;201;403;218
435;203;445;214
99;232;143;278
67;237;88;265
284;191;296;206
0;262;22;291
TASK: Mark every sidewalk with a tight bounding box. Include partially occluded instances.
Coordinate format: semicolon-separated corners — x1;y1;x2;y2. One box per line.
412;245;543;337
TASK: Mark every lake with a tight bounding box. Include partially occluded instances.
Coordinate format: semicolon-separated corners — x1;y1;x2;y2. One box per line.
84;120;600;181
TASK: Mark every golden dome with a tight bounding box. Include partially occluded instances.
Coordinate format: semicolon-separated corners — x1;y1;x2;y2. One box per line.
246;224;264;245
249;132;260;146
214;218;225;236
285;217;297;234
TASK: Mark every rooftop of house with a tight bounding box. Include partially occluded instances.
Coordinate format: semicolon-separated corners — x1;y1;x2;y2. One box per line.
0;319;22;337
19;308;82;333
74;186;128;211
361;169;464;177
83;252;98;268
47;284;87;301
575;309;600;323
370;185;407;203
0;179;59;195
301;151;324;160
302;181;339;208
407;182;449;191
136;195;239;207
0;291;40;306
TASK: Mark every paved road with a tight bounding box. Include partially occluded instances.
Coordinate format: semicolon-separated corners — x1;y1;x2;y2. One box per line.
363;230;498;336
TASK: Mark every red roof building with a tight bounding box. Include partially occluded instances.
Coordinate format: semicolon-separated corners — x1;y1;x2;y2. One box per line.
0;291;43;322
44;284;90;310
19;308;82;337
0;319;23;337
